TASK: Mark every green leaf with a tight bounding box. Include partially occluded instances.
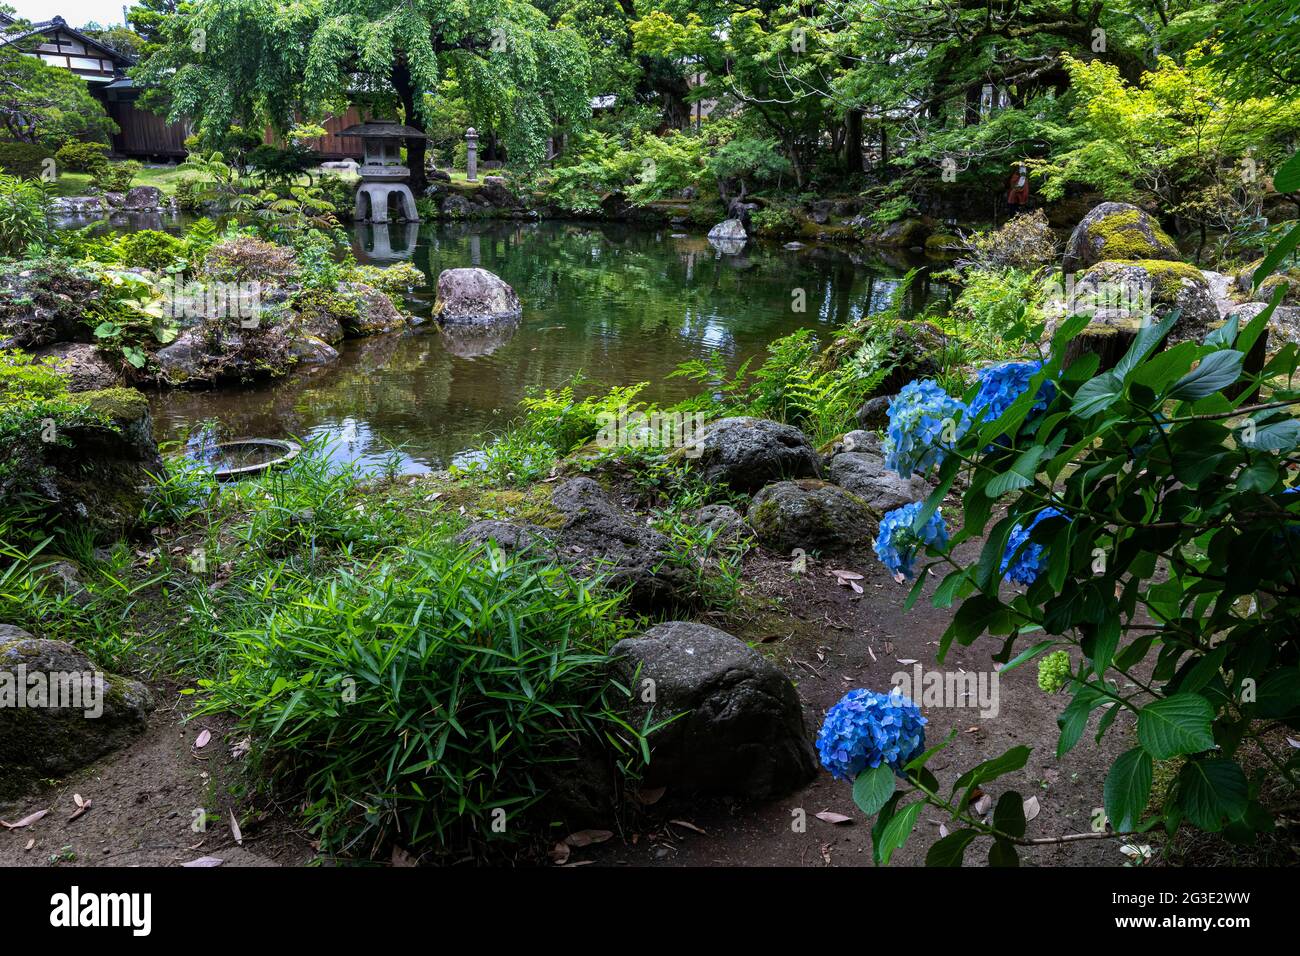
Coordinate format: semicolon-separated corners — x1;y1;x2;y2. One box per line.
925;829;978;866
1104;747;1153;833
1176;758;1248;833
875;800;923;866
1276;151;1300;193
953;745;1031;799
988;838;1020;867
1137;694;1216;759
1115;311;1179;380
1253;221;1300;288
1167;350;1244;401
852;764;896;817
1072;370;1123;417
999;639;1058;675
993;790;1026;839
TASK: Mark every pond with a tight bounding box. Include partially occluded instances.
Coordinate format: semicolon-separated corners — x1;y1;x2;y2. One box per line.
144;219;952;474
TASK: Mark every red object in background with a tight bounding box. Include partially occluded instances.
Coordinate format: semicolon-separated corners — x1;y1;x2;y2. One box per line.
1006;168;1030;206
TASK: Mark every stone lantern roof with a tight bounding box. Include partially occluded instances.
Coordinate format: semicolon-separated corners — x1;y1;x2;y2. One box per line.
337;118;429;139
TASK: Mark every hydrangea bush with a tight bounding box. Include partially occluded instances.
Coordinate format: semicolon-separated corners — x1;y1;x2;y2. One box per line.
882;379;970;476
875;501;949;580
817;689;928;780
827;207;1300;865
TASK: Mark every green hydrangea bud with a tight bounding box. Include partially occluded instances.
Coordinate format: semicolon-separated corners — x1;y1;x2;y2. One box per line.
1037;650;1071;694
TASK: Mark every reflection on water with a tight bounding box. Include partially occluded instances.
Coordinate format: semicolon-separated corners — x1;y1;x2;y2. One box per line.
149;220;950;474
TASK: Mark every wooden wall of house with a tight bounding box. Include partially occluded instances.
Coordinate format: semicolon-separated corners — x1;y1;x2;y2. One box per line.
105;99;189;158
264;107;367;159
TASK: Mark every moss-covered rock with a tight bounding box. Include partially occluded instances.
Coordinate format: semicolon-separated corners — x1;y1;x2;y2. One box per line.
0;258;103;350
1072;259;1218;342
0;625;152;799
41;387;163;533
746;478;878;554
1062;202;1181;275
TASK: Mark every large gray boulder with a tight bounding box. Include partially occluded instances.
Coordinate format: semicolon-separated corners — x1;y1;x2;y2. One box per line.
707;218;747;241
747;479;877;554
0;626;152;798
433;267;523;325
342;282;406;336
550;478;691;610
1061;202;1181;275
32;342;122;391
828;449;928;512
455;519;555;555
610;621;817;800
1070;259;1219;342
687;417;820;493
1230;301;1300;349
122;185;165;210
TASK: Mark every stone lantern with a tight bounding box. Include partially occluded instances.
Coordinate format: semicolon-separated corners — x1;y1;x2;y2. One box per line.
338;118;428;223
465;127;478;182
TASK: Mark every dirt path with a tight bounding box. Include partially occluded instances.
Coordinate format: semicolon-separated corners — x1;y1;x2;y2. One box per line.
587;546;1135;868
0;700;313;868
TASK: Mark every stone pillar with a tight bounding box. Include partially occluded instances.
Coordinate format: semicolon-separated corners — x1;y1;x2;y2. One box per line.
465;127;478;182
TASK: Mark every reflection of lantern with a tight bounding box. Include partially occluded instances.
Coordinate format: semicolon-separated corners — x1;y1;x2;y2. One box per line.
339;119;428;223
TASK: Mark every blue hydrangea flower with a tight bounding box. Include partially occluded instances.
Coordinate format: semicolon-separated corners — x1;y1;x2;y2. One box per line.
882;379;969;477
1001;507;1067;586
970;361;1055;425
874;501;949;579
817;688;928;780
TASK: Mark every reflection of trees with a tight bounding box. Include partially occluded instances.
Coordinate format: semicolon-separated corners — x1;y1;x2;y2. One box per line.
155;221;953;470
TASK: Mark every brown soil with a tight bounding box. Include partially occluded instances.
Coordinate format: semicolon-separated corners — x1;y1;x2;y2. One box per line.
580;543;1137;868
0;693;314;868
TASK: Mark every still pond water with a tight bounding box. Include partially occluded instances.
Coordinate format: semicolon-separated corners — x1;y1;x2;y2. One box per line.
147;219;951;473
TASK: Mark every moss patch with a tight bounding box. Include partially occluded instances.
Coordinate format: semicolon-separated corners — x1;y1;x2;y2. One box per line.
79;387;149;422
1090;208;1178;261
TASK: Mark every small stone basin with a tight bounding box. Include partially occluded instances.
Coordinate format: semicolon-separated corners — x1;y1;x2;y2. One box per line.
195;438;301;480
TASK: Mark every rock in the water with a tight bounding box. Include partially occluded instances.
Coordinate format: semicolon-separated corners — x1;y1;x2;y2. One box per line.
0;626;152;797
707;218;748;241
122;185;164;210
866;217;933;248
828;450;928;512
433;267;523;325
1071;259;1218;341
50;195;104;216
1061;202;1180;275
747;479;877;554
32;342;121;391
342;282;406;336
289;334;339;366
154;323;296;387
480;175;520;208
687;417;820;493
550;478;691;610
855;395;894;430
440;194;476;218
610;621;817;799
783;241;806;251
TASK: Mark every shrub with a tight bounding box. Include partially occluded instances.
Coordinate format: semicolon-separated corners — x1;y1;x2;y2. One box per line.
352;262;425;308
833;276;1300;864
959;210;1058;271
0;174;50;257
54;141;110;174
173;176;204;212
195;528;643;858
0;142;54;180
91;160;141;193
0;349;101;509
113;229;186;271
201;235;298;283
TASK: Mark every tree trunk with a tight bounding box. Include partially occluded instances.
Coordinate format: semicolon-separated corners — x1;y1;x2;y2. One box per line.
845;110;863;174
392;61;427;196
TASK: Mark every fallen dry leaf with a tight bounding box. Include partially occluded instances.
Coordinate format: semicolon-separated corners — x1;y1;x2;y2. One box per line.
668;819;707;835
973;794;993;815
548;841;571;865
1;809;48;829
24;838;34;852
73;794;85;809
815;811;853;825
1023;795;1041;823
564;829;614;847
181;856;224;867
194;729;211;749
896;658;918;665
229;811;242;846
68;799;92;822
